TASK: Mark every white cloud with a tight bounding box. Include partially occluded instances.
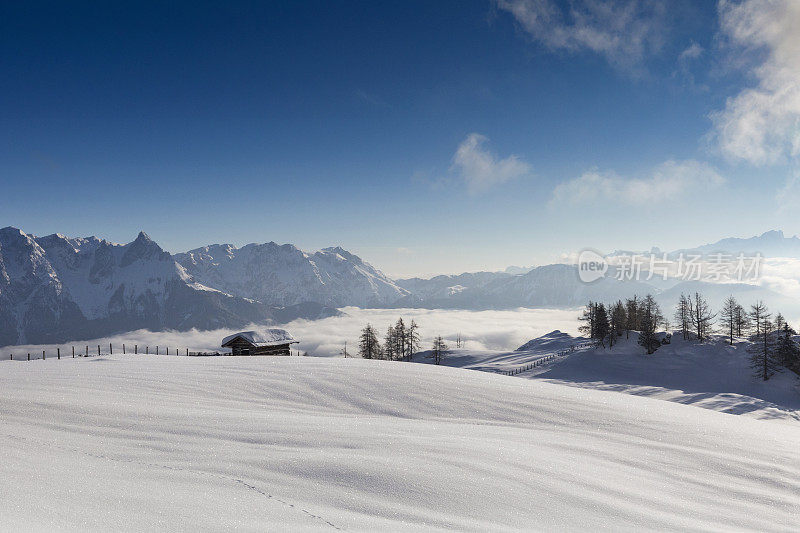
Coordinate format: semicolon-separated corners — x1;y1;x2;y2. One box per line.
711;0;800;165
679;42;704;62
451;133;530;193
0;308;582;359
551;159;725;205
495;0;666;73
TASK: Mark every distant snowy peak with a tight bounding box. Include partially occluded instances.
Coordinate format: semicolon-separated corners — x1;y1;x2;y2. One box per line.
680;230;800;257
175;241;407;307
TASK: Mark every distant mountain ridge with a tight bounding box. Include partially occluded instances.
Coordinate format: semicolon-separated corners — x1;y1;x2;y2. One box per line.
0;227;273;346
3;226;799;347
672;230;800;258
0;227;402;346
174;242;408;307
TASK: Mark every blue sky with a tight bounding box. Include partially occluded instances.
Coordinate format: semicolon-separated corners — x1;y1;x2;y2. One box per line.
2;1;799;276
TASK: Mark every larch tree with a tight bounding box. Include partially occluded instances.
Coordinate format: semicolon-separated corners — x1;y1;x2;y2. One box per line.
406;320;420;361
429;336;449;365
689;292;715;341
578;301;597;340
638;294;663;354
719;296;739;345
394;318;407;360
384;324;397;360
609;300;627;347
625;296;641;338
747;309;778;381
748;301;768;337
358;324;382;360
734;303;749;337
674;293;691;340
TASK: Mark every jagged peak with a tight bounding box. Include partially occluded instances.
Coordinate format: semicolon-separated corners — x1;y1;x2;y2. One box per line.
134;230;153;243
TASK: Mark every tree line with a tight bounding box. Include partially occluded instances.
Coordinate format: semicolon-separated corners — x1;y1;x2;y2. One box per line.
356;318;454;365
580;292;800;381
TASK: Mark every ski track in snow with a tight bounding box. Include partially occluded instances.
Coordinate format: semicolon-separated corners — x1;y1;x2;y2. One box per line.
0;431;342;530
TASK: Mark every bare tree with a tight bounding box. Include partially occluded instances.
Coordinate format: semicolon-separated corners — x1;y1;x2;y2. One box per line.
734;303;748;337
674;293;691;340
749;301;768;337
689;292;715;341
719;296;739;345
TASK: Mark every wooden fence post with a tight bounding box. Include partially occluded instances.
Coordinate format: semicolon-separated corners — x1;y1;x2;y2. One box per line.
186;348;189;356
85;346;88;357
10;354;12;361
156;346;159;355
43;350;45;360
28;353;30;361
123;344;126;354
97;345;100;356
57;348;60;360
110;343;113;355
72;346;75;358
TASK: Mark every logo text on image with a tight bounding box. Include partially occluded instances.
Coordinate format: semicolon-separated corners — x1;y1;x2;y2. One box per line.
578;249;607;283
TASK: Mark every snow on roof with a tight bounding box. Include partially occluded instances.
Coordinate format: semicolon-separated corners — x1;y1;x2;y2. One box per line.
221;329;297;347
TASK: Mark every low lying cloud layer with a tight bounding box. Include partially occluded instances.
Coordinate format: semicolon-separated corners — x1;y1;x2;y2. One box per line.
551;159;725;205
0;308;581;360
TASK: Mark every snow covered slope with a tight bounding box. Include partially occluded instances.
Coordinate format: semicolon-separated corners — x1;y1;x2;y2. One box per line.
537;333;800;423
175;242;408;307
1;356;799;531
0;227;270;346
420;331;800;424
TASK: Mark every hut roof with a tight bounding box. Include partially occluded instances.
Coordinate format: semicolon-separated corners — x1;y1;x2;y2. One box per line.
221;329;297;347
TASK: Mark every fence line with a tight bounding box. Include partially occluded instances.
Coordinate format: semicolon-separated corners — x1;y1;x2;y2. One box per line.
6;345;306;361
500;341;596;377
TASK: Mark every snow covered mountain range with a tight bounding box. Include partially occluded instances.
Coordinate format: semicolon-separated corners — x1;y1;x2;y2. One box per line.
0;228;274;346
2;227;799;346
0;227;405;345
174;242;407;307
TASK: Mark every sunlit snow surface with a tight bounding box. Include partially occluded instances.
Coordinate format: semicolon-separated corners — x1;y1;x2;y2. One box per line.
1;355;799;531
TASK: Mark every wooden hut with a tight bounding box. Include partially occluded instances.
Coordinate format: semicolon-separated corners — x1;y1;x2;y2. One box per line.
221;329;298;356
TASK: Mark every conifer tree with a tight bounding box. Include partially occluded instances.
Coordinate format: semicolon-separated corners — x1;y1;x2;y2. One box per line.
384;324;397;360
394;318;407;360
609;300;626;347
775;322;800;372
594;303;610;346
625;296;641;338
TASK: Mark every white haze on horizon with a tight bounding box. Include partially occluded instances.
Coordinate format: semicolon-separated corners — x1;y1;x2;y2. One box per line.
0;307;582;360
